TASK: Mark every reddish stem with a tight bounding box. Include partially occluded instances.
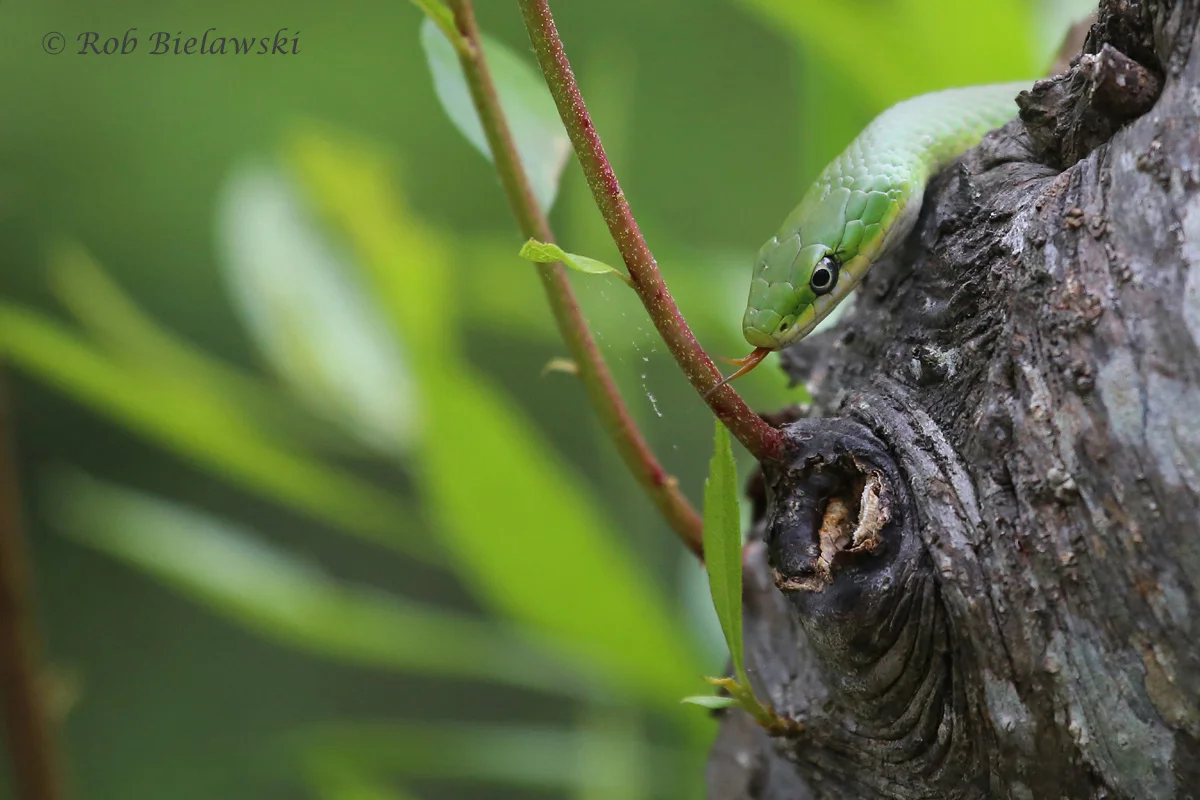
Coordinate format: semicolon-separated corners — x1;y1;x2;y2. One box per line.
515;0;785;464
445;0;704;558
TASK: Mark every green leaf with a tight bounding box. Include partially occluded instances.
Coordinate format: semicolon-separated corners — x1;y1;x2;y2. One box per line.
518;240;630;284
419;363;705;712
286;127;455;355
420;17;571;212
285;129;707;718
0;303;438;564
702;420;746;683
215;161;419;458
680;695;738;710
46;241;371;458
47;471;586;696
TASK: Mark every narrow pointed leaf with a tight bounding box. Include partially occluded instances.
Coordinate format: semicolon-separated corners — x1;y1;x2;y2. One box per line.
286;128;454;355
285;130;707;715
47;471;585;696
46;241;369;457
702;420;746;683
518;240;629;283
680;695;738;710
215;161;419;458
0;303;437;563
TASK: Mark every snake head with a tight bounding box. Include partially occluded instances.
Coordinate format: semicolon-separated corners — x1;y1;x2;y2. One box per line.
742;234;844;350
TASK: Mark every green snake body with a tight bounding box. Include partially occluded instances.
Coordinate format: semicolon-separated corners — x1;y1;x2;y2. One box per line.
741;82;1028;351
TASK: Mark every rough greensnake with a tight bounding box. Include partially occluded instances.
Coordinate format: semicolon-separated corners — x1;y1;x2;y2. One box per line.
714;82;1028;389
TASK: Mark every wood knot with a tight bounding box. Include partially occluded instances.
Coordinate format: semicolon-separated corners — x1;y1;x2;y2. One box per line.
1017;43;1162;169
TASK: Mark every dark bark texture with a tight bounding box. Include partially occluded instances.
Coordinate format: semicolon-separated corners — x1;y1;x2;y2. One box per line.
706;1;1200;797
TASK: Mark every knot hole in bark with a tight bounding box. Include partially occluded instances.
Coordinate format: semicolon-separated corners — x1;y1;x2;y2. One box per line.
762;418;959;767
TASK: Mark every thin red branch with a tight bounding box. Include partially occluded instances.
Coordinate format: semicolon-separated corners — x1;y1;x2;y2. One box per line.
445;0;704;558
0;373;66;800
516;0;786;464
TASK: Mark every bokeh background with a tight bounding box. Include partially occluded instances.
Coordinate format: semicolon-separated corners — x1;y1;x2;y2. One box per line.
0;1;1091;798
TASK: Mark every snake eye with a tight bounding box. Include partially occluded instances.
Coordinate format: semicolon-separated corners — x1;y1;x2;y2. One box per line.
809;257;840;296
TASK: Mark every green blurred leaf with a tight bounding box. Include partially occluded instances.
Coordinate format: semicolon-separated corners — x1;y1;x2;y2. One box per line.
1034;0;1101;66
291;722;687;797
418;364;706;709
702;421;745;682
419;17;571;212
286;127;454;357
794;44;871;187
46;241;371;458
285;128;708;712
48;470;587;696
304;754;420;800
518;239;631;284
309;771;416;800
215;161;419;458
904;0;1034;85
574;705;649;800
0;303;438;564
739;0;1037;107
738;0;898;103
680;695;738;710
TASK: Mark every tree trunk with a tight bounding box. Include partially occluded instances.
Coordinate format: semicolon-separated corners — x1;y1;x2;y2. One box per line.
705;1;1200;797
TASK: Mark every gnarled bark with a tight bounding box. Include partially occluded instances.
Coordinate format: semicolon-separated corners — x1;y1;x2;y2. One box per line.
707;1;1200;797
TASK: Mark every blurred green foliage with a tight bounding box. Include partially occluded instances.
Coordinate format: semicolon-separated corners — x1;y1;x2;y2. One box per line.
0;0;1093;797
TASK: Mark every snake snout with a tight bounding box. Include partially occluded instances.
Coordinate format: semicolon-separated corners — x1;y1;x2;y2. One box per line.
741;307;787;349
